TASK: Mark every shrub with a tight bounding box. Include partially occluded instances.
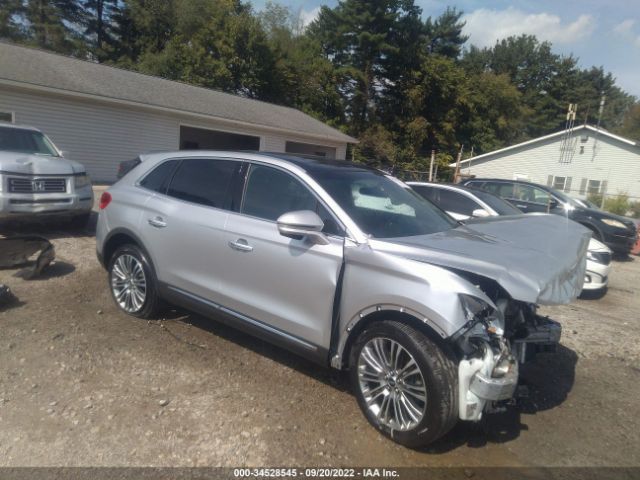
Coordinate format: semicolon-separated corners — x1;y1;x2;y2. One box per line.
628;201;640;219
603;193;630;216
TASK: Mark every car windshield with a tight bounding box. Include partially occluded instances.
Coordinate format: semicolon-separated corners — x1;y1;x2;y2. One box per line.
0;126;59;156
308;167;457;238
471;189;522;215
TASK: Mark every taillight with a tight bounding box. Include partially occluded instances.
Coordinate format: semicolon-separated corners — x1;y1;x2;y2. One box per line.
99;191;112;209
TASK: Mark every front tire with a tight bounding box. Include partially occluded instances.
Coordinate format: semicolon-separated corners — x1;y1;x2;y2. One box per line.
108;244;160;319
350;320;458;447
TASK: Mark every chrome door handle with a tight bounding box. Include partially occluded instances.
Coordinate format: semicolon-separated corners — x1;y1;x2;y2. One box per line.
148;216;167;228
228;239;253;252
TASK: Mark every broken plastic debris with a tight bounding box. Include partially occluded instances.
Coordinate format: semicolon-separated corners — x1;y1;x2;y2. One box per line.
0;236;55;279
0;284;17;307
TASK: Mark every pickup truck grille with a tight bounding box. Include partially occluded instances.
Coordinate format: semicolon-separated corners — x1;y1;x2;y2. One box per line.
8;177;67;193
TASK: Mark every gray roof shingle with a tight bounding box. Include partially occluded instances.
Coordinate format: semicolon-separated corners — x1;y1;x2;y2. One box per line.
0;42;356;144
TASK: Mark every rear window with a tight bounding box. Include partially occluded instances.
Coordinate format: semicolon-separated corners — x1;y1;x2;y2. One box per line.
166;158;239;210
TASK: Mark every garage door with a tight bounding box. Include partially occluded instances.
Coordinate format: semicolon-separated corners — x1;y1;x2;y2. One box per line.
285;141;336;159
180;126;260;151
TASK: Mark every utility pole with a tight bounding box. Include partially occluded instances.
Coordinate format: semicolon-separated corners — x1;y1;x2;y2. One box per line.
454;145;464;183
428;150;435;182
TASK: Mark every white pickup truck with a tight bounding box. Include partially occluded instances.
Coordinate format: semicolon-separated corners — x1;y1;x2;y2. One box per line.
0;123;93;226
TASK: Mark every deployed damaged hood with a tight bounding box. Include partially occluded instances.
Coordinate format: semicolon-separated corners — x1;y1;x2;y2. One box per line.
369;214;591;305
0;151;86;176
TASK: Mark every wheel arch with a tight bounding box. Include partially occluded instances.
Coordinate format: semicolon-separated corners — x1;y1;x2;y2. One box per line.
337;308;456;371
102;228;152;270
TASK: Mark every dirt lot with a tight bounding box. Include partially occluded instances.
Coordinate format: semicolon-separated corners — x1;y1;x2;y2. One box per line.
1;205;639;468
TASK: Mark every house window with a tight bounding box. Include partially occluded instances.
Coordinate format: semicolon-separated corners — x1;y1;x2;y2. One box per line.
553;176;567;190
0;112;14;123
587;180;602;195
552;175;572;193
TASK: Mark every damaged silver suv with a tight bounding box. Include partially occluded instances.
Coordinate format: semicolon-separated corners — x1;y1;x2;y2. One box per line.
96;152;590;447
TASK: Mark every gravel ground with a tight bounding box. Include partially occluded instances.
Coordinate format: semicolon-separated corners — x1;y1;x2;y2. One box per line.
1;201;639;468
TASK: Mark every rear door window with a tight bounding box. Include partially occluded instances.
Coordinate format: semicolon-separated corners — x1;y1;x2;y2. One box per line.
166;158;239;210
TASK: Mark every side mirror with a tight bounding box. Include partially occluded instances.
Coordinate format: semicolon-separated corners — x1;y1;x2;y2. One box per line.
548;198;559;210
472;208;490;218
277;210;329;245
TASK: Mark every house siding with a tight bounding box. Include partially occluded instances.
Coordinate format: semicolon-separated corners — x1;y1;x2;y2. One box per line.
463;131;640;201
0;85;349;182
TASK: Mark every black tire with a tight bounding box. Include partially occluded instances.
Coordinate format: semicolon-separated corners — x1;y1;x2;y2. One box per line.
349;320;458;447
68;212;92;230
108;244;161;319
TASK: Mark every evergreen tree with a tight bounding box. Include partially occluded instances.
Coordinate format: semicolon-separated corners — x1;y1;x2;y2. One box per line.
23;0;85;54
82;0;119;61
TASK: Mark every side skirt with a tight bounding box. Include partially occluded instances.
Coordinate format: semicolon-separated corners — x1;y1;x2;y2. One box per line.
158;283;329;366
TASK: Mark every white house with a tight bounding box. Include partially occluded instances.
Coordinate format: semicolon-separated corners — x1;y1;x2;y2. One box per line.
0;42;356;182
455;125;640;202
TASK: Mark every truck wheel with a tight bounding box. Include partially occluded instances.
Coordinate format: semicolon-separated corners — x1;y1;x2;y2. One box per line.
350;320;458;447
69;212;92;230
108;244;160;319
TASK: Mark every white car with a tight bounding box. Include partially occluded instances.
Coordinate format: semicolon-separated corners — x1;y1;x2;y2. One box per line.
408;182;612;293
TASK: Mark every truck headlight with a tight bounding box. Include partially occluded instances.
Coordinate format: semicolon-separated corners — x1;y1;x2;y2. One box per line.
74;175;91;189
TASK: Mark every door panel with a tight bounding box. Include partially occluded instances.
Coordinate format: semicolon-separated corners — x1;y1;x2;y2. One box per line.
139;158;240;303
218;163;344;348
220;213;343;349
141;193;229;301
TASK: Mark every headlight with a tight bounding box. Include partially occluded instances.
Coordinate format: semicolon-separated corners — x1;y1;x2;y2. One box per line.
459;294;492;321
459;294;504;336
586;251;596;262
74;175;91;189
601;218;626;229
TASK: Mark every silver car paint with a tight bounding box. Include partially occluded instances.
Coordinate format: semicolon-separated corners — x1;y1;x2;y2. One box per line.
97;151;588;358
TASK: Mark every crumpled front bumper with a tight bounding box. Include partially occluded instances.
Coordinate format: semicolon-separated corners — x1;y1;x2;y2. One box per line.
458;344;518;421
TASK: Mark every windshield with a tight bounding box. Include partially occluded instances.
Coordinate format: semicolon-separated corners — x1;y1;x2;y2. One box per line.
471;189;523;215
308;168;457;238
0;127;60;156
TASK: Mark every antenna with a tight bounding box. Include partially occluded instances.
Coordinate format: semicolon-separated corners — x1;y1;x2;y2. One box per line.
559;104;577;164
592;91;606;163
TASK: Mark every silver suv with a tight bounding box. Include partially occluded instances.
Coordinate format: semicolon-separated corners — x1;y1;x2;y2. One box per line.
96;151;590;447
0;123;93;226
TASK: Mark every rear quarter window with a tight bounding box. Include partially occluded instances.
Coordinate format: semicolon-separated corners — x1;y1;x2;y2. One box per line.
139;160;179;193
166;158;239;210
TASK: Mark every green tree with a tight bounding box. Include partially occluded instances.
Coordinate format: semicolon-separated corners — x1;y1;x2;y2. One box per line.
0;0;25;40
308;0;423;134
617;103;640;141
82;0;119;61
423;6;468;58
23;0;85;54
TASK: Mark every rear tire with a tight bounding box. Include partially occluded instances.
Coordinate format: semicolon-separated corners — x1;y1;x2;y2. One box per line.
349;320;458;447
108;244;161;319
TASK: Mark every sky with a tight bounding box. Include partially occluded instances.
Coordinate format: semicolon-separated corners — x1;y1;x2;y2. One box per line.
253;0;640;98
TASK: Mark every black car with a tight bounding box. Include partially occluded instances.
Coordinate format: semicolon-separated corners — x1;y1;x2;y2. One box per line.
461;178;637;254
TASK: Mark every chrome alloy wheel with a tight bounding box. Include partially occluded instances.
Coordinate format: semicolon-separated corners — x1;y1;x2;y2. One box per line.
357;337;427;431
110;254;147;313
